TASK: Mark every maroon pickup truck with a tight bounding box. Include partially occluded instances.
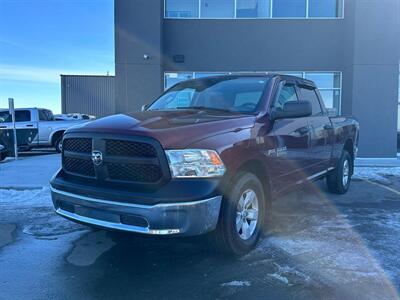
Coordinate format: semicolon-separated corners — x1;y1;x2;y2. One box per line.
51;74;359;255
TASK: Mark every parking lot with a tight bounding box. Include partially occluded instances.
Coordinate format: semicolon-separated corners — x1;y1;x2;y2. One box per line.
1;154;400;300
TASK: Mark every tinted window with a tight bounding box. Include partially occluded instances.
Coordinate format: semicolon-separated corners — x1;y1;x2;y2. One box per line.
39;109;53;121
273;83;298;111
273;0;306;17
309;0;342;18
299;86;322;115
0;111;11;123
201;0;235;18
15;110;31;122
165;0;199;18
236;0;270;18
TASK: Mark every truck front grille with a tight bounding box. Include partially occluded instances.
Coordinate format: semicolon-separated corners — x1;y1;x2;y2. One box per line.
62;134;169;188
107;163;163;182
106;140;157;157
63;157;95;177
63;138;92;153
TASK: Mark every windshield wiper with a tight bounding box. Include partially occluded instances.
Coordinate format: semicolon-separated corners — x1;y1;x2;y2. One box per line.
176;106;234;113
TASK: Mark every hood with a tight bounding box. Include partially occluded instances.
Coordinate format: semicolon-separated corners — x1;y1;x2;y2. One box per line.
67;110;256;149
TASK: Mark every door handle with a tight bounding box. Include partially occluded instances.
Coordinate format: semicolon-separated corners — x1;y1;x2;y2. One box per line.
26;124;34;127
0;126;6;129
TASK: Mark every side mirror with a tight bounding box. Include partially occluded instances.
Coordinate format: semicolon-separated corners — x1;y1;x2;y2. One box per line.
271;101;312;120
141;104;149;112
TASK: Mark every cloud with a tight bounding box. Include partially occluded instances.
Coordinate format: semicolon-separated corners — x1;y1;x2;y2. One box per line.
0;64;114;84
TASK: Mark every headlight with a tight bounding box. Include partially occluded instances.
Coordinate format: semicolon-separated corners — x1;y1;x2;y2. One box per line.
165;149;226;178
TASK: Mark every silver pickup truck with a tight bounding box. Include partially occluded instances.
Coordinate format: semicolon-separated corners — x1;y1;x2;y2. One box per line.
0;108;90;153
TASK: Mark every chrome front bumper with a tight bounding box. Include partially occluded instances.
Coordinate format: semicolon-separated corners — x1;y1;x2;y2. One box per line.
51;187;222;236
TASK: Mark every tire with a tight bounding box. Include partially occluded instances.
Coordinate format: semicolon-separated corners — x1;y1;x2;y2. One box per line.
54;137;63;153
0;152;6;162
326;150;352;194
213;172;266;256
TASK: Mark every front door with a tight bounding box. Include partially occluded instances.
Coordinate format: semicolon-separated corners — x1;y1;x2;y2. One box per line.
265;81;312;192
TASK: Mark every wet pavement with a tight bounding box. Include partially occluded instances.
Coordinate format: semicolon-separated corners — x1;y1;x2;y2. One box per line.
0;163;400;299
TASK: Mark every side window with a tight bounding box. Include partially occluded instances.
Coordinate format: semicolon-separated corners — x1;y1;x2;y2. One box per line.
39;110;50;121
15;110;31;122
0;111;11;123
299;86;323;116
273;83;298;111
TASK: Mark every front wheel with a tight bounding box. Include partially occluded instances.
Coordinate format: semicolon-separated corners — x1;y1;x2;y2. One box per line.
326;150;352;194
213;172;266;256
54;137;63;153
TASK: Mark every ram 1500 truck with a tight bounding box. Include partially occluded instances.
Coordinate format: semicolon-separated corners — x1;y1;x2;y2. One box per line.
0;108;89;153
50;74;359;255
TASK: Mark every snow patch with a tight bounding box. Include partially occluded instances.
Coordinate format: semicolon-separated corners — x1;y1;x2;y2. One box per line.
353;167;400;183
268;273;289;284
221;280;251;287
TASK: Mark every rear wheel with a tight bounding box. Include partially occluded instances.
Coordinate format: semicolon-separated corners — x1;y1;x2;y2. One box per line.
213;172;266;256
0;152;6;162
326;150;352;194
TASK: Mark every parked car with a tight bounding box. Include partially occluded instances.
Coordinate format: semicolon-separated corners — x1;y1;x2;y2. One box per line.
50;74;359;255
0;108;90;153
0;143;7;161
54;113;96;121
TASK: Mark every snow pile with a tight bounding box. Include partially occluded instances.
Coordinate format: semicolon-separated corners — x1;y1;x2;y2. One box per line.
0;187;85;237
353;167;400;183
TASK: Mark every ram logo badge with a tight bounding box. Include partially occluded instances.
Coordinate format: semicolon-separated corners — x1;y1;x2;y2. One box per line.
91;150;103;166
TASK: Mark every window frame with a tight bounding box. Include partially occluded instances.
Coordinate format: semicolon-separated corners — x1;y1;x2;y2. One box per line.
164;0;344;19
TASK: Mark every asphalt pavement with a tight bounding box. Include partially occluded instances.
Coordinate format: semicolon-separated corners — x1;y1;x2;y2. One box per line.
0;155;400;300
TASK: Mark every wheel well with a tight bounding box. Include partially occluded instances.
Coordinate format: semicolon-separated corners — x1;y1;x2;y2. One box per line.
51;131;65;146
343;139;354;173
344;139;354;160
236;160;272;205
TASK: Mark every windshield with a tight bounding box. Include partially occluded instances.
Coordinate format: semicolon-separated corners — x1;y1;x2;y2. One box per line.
148;76;269;113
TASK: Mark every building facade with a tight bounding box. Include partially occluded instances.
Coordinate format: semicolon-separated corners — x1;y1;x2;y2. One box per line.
61;75;115;118
114;0;400;158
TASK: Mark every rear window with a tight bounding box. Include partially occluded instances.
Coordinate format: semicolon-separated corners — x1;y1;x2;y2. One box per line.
39;109;53;121
299;86;323;116
15;110;31;122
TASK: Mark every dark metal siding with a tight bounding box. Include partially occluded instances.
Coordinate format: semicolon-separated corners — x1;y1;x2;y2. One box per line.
61;75;115;118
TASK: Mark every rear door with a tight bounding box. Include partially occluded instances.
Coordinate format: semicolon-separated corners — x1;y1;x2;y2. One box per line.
38;109;55;144
298;84;333;175
266;80;313;190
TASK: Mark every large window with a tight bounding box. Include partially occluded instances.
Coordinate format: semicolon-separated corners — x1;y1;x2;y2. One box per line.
165;0;344;19
236;0;270;18
164;71;342;114
201;0;235;18
165;0;199;18
309;0;343;18
272;0;306;18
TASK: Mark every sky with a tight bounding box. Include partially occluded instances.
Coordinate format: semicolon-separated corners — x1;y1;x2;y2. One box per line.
0;0;114;113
